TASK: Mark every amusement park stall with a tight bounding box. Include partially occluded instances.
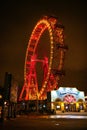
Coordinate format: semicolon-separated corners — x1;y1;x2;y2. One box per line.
48;87;86;113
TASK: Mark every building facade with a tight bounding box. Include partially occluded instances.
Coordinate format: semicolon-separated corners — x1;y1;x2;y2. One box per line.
50;87;86;112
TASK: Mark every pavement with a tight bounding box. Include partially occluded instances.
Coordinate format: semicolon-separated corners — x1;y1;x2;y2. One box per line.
1;111;87;122
0;112;87;130
15;111;87;119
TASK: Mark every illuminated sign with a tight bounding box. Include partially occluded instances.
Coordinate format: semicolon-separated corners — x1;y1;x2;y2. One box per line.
51;87;85;102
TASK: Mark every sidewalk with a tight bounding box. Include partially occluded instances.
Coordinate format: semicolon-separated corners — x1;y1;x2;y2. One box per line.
15;111;87;119
55;111;87;115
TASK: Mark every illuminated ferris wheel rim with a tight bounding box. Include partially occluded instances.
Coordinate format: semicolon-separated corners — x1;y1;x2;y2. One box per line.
24;15;66;98
24;16;57;82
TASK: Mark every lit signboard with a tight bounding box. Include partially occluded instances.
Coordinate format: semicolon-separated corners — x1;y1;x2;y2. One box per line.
51;87;85;103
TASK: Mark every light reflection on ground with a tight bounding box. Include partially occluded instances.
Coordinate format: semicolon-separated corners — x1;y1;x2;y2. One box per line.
49;115;87;119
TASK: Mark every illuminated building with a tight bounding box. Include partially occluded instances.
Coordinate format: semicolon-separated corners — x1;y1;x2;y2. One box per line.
48;87;86;113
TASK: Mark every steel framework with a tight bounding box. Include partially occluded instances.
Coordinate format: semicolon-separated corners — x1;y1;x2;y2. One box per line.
19;15;68;101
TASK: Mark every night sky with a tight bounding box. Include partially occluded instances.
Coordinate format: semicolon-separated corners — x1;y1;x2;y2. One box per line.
0;1;87;94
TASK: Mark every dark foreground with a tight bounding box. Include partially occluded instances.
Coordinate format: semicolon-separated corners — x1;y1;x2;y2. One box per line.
0;115;87;130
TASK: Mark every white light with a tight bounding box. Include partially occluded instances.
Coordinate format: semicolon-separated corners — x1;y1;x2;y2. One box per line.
55;123;59;126
43;105;46;108
56;105;60;109
4;101;7;105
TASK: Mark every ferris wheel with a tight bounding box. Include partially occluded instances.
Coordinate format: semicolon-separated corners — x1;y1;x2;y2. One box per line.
19;15;68;101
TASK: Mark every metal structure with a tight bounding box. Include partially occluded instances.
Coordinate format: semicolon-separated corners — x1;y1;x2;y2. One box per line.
19;15;68;101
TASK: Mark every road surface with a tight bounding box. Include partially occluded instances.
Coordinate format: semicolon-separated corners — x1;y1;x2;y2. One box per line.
0;112;87;130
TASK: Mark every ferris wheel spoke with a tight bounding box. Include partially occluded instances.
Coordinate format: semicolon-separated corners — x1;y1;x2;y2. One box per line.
19;15;68;101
